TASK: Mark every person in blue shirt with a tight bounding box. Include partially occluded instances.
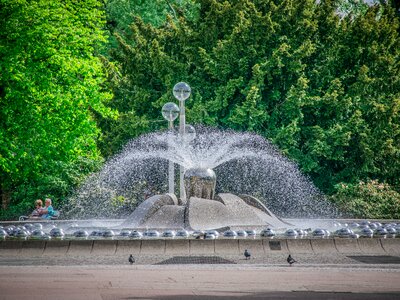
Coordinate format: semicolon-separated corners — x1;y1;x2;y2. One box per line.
40;198;55;219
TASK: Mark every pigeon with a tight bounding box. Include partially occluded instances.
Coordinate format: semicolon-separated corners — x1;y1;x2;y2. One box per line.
287;254;296;266
128;254;135;264
244;249;251;260
196;233;205;239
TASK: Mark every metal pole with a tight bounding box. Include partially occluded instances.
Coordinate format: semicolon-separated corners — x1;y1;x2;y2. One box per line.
168;119;174;194
179;99;186;202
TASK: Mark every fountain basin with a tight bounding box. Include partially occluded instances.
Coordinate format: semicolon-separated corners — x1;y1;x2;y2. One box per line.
2;218;400;264
1;234;399;258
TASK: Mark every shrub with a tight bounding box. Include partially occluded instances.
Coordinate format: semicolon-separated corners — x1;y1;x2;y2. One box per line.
330;180;400;219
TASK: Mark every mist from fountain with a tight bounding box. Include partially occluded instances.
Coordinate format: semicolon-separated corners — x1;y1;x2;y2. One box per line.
63;126;337;220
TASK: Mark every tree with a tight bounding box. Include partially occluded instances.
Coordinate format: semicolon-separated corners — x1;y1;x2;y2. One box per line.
0;0;113;219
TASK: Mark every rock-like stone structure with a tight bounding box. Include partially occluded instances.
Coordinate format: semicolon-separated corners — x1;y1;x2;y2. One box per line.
122;167;290;230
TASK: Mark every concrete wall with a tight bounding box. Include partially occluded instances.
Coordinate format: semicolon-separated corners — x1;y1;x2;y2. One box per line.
310;239;336;254
115;240;141;255
1;238;400;257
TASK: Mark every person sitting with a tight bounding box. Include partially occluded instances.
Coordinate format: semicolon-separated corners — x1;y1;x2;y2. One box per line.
30;199;44;218
39;198;55;219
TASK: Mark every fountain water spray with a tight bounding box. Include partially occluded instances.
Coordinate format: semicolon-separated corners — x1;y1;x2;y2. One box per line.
62;82;338;229
63;125;337;229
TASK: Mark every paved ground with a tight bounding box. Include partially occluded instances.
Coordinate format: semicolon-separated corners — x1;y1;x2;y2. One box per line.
1;258;400;300
1;252;399;266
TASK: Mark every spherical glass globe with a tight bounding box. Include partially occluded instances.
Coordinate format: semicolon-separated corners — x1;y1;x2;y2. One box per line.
183;124;196;143
162;102;180;121
173;82;191;101
176;124;196;143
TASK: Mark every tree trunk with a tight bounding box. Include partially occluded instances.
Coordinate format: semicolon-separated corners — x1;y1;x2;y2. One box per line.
1;182;11;210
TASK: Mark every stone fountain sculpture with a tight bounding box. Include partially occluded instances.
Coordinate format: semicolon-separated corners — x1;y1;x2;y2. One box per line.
122;166;290;230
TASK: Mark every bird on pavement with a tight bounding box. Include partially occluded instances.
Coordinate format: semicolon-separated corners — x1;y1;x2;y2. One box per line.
244;249;251;260
128;254;135;264
287;254;296;266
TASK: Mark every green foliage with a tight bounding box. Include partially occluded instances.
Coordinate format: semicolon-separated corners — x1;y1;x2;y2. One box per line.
106;0;199;30
0;0;112;219
331;180;400;219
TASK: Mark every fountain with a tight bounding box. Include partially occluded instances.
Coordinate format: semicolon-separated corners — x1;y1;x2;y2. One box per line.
61;82;337;231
